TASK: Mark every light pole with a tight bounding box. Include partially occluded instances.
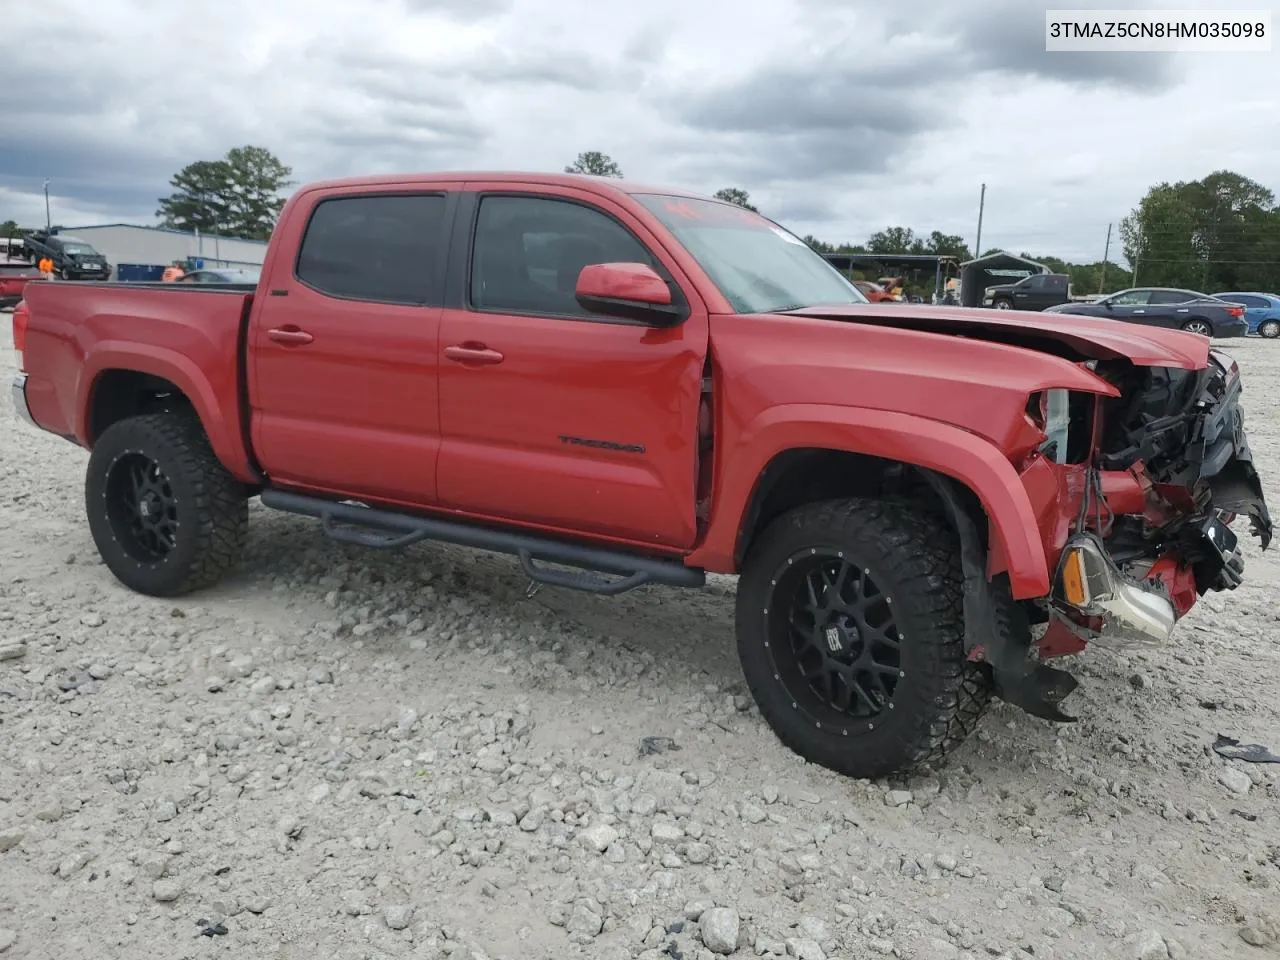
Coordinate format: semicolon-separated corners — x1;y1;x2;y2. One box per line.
43;179;51;230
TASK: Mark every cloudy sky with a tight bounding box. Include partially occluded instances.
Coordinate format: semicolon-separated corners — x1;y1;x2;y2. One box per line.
2;0;1277;263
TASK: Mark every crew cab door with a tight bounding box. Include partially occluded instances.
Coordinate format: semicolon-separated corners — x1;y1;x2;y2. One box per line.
249;186;458;503
435;185;709;549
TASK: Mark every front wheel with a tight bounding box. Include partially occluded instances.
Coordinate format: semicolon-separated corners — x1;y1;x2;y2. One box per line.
85;412;248;596
60;267;73;281
735;498;990;779
991;299;1013;310
1259;320;1280;339
1181;319;1213;337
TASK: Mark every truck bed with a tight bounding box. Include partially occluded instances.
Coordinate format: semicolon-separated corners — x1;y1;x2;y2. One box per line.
18;280;257;478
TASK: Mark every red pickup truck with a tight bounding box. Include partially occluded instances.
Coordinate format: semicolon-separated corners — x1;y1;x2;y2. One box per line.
10;172;1271;779
0;261;42;310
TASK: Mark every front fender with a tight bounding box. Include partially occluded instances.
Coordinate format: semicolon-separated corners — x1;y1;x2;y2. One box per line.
688;403;1051;599
78;343;254;482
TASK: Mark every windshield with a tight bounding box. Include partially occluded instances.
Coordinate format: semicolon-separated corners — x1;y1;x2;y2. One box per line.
635;194;868;313
62;244;96;256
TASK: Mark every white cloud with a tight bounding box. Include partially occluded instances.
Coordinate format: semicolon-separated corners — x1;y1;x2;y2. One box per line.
3;0;1277;263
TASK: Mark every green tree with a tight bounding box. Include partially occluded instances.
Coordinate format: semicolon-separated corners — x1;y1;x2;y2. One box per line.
802;235;835;254
923;231;971;261
564;151;623;178
713;187;758;212
1120;170;1280;292
157;146;294;241
866;226;921;254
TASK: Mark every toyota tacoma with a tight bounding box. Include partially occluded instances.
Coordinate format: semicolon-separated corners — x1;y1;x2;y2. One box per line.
10;172;1271;779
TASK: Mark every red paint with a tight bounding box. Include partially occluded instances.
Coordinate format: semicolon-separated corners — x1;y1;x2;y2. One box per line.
0;265;41;307
1036;619;1089;658
11;170;1224;604
1099;465;1151;515
576;262;672;305
1148;555;1198;618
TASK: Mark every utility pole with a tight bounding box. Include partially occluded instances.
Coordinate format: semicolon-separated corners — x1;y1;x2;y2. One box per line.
43;179;51;230
1131;224;1143;286
974;183;986;259
1098;223;1112;294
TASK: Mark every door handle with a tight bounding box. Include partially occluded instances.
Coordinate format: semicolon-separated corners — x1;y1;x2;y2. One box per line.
267;326;314;346
445;343;504;365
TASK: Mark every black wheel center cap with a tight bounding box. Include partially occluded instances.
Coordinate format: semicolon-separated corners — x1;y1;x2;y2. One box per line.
139;492;162;521
817;617;860;660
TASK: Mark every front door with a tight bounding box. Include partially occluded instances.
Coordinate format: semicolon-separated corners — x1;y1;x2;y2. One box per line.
1103;289;1152;323
436;187;709;549
249;188;457;504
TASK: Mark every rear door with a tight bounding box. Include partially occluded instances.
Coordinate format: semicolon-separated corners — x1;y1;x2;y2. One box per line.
435;184;709;549
249;186;459;504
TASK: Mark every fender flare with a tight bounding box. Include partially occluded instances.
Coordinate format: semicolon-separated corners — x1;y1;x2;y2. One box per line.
77;343;255;482
689;403;1050;599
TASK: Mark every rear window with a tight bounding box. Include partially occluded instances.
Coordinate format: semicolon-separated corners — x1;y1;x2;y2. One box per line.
295;194;448;304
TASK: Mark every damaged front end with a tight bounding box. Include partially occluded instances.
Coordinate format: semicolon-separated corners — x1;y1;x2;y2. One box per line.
1047;349;1271;647
959;349;1270;722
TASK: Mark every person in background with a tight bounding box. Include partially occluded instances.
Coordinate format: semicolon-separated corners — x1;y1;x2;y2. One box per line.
38;256;54;278
888;277;905;301
162;261;186;282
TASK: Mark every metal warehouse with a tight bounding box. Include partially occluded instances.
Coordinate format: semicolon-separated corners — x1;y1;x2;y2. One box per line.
55;224;268;281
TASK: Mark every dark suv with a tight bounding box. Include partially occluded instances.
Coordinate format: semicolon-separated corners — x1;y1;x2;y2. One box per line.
986;273;1072;311
21;231;111;280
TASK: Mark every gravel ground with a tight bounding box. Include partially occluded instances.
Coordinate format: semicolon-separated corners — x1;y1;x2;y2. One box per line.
2;335;1279;960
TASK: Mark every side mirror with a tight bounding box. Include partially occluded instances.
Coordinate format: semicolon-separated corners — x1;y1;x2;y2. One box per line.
575;262;687;326
1101;299;1113;309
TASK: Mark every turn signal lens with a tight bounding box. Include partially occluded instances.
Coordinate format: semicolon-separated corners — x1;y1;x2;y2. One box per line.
1061;548;1089;606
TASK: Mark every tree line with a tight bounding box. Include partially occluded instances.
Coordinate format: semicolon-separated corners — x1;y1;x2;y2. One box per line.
7;148;1275;298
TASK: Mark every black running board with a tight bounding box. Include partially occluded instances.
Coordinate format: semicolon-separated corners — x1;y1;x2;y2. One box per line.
259;488;706;597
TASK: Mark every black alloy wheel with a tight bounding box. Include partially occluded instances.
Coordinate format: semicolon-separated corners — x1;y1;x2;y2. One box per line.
767;550;902;730
103;452;180;562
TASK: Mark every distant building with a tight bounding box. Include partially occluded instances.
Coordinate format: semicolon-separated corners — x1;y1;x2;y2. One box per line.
52;224;268;281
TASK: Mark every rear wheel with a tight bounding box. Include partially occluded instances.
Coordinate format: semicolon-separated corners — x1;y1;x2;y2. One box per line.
1259;320;1280;339
735;498;990;779
85;412;248;596
1181;318;1212;337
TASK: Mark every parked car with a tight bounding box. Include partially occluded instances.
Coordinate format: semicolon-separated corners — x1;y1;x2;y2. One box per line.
986;273;1072;311
11;171;1270;779
20;230;111;280
176;267;262;285
853;279;897;302
0;263;41;309
1045;287;1248;338
1213;292;1280;339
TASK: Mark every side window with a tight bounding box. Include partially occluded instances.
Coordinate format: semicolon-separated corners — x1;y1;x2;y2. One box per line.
1024;275;1046;289
1047;275;1067;290
1109;290;1150;306
296;194;447;304
470;195;657;318
1150;290;1193;305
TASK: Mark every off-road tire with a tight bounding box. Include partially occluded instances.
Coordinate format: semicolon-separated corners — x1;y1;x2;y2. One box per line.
1260;320;1279;339
735;497;991;779
85;413;248;597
